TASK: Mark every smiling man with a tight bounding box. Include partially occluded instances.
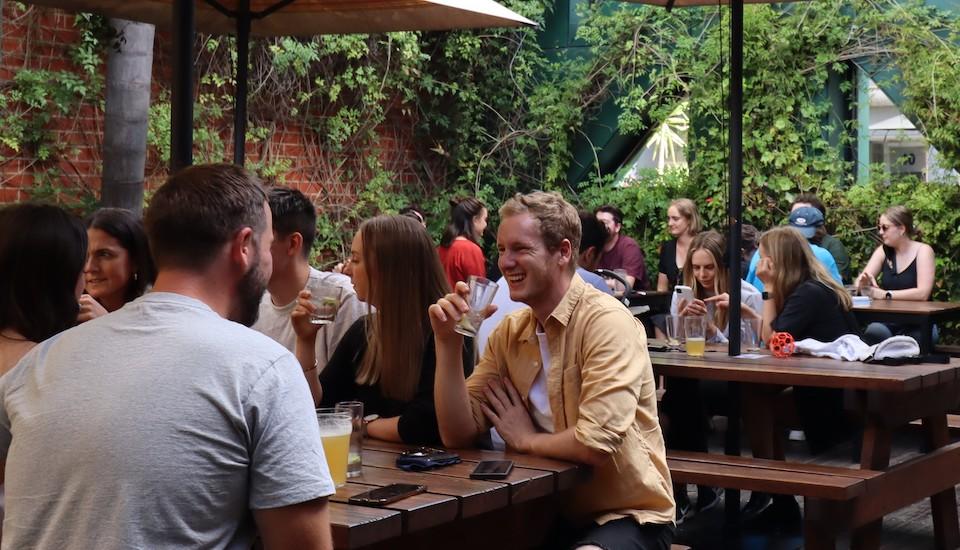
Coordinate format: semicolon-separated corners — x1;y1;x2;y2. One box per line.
429;192;675;550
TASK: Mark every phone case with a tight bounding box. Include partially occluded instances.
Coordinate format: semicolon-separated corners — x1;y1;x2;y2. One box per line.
395;447;461;471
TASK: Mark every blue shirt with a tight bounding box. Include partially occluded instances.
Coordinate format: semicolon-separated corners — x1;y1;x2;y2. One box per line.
745;244;842;292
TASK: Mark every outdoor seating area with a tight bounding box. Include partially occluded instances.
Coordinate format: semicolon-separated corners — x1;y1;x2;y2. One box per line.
2;0;960;549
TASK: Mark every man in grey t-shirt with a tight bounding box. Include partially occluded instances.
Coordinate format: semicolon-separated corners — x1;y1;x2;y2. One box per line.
253;187;366;372
0;164;335;549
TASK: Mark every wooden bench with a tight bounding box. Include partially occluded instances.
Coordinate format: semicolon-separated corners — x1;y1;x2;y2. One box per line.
669;443;960;549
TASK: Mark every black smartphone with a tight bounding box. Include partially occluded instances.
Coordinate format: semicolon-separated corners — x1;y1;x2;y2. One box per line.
348;483;426;506
469;460;514;480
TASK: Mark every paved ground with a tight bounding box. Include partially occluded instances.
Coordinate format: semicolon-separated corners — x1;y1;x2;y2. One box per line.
673;427;950;549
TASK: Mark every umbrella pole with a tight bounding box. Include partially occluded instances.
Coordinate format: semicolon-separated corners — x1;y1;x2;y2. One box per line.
727;0;744;357
171;0;195;171
233;0;251;166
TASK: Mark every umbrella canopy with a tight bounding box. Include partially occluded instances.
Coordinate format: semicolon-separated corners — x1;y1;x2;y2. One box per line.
25;0;535;37
23;0;535;167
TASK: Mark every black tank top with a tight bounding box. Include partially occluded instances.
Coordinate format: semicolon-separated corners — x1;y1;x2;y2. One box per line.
880;246;918;291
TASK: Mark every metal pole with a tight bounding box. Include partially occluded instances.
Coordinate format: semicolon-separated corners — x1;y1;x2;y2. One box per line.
727;0;743;357
233;0;251;166
171;0;195;171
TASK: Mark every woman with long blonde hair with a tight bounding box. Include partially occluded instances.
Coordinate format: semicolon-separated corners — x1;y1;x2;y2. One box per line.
745;226;858;523
671;230;761;343
293;215;472;444
663;230;760;519
657;198;702;291
756;226;856;343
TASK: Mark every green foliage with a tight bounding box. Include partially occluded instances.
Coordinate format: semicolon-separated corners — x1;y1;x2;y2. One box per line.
0;11;108;207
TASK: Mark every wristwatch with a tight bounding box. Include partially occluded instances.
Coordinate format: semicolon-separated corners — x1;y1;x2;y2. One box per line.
761;291;772;301
885;290;893;300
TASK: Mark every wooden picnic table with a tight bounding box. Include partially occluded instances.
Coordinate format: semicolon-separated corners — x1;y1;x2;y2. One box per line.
852;299;960;353
649;347;960;549
328;439;586;549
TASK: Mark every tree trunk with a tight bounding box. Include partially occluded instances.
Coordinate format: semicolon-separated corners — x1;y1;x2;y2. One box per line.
100;19;155;215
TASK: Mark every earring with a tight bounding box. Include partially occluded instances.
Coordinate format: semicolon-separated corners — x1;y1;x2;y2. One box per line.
134;272;139;281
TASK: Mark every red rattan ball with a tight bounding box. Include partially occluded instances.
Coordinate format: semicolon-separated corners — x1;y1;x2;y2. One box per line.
768;331;796;358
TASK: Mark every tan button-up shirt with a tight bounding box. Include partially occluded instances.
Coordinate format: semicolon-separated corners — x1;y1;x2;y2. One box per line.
468;274;675;526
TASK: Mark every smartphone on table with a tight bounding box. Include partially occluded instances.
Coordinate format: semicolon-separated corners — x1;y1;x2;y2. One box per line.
348;483;426;506
469;460;514;480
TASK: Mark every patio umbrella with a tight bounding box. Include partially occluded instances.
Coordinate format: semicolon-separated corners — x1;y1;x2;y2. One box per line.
24;0;535;167
623;0;806;356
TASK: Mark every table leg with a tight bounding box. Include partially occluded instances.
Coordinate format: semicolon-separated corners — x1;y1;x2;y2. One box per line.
923;414;960;550
742;385;783;460
724;382;742;527
921;316;934;354
851;423;892;550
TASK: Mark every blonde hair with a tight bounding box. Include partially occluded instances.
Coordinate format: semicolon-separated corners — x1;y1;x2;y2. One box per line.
759;227;851;314
500;192;581;273
669;198;703;235
681;230;728;331
355;216;450;401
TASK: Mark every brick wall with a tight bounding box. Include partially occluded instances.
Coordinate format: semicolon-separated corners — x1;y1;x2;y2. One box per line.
0;5;421;210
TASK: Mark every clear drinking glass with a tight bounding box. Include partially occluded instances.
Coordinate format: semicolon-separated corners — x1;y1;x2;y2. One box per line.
664;314;682;350
454;275;499;338
310;286;343;325
316;408;352;487
684;316;706;357
741;318;762;352
335;401;364;478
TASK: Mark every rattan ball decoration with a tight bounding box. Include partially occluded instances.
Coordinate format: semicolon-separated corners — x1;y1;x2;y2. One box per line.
768;331;795;358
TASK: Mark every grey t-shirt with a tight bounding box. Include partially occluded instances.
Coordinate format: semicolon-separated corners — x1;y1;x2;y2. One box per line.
253;268;367;369
0;292;335;550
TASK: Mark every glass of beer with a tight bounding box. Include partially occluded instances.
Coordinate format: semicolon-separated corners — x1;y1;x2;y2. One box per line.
454;275;499;338
316;408;353;487
335;401;364;478
684;316;706;357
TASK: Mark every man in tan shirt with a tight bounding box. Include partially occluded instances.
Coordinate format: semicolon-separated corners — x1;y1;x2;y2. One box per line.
429;191;675;550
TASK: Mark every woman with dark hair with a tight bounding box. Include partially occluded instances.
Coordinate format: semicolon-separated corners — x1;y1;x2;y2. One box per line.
0;203;87;376
292;215;473;444
79;208;156;321
855;205;935;344
437;197;487;289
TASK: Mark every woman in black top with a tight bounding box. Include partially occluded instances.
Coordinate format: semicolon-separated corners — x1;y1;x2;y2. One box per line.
756;227;858;344
747;226;860;525
756;227;859;451
855;205;935;344
293;215;472;444
656;198;701;291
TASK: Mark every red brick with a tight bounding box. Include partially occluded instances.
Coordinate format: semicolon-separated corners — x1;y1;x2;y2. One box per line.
0;188;21;202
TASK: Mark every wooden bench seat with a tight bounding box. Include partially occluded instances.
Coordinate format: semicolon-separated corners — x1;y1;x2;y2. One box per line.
667;450;879;501
669;442;960;549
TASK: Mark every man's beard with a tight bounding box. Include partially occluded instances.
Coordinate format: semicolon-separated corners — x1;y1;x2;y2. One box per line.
232;260;268;327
